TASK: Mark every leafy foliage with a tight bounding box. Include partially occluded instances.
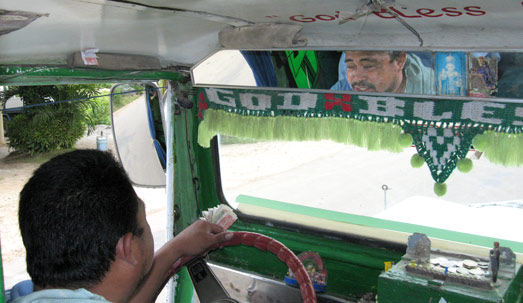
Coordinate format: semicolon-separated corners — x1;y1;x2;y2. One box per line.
2;84;108;154
85;95;111;126
7;111;84;155
111;84;143;110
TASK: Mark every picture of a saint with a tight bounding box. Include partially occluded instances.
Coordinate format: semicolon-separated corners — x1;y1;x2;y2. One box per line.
436;52;465;96
469;52;499;97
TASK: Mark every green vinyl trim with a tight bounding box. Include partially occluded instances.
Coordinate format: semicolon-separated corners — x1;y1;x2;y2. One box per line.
0;66;184;85
236;194;523;254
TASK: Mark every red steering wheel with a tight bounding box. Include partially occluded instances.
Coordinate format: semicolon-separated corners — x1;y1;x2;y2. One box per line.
171;231;317;303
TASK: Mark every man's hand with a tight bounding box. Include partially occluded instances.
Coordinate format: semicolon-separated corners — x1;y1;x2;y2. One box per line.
173;220;234;257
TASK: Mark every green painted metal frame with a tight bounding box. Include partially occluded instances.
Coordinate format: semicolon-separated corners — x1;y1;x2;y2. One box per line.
0;66;185;85
173;104;200;302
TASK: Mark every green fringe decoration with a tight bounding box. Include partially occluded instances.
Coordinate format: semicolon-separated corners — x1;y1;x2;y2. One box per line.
198;109;407;152
410;154;425;168
471;134;488;152
434;182;447;197
457;158;473;173
399;133;413;148
472;131;523;167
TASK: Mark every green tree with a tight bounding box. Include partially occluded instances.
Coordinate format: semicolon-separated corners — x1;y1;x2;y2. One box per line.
1;84;104;155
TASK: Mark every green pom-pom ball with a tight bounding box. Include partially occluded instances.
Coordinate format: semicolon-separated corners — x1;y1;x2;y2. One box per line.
472;134;487;152
410;154;425;168
457;158;473;173
399;133;413;148
434;182;447;197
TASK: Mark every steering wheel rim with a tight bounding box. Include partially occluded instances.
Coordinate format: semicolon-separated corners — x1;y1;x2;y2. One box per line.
171;231;317;303
212;231;317;303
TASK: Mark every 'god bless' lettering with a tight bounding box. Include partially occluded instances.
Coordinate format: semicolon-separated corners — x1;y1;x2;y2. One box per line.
287;6;486;23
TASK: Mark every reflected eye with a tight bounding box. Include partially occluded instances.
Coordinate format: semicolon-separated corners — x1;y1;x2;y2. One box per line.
346;64;356;70
362;65;376;70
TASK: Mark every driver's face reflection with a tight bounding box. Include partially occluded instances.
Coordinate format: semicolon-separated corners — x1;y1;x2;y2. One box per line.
345;51;406;93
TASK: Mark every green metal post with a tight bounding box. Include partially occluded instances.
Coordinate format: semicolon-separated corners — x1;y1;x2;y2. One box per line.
172;82;200;303
174;268;194;303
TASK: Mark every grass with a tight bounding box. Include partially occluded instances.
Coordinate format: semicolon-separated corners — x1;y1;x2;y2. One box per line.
112;93;140;111
2;148;75;165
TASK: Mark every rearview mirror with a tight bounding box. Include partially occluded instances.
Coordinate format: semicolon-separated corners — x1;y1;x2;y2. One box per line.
192;50;523;100
110;83;166;187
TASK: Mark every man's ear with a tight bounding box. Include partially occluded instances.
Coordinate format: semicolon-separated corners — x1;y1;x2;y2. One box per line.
116;232;138;265
395;52;407;71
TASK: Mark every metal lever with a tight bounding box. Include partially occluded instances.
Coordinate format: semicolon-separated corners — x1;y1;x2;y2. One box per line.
186;257;237;303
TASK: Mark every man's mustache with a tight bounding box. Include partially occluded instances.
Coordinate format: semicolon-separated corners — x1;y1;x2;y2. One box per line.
351;81;377;90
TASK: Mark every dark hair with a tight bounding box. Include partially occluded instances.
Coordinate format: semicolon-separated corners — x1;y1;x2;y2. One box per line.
19;149;142;288
388;51;403;63
345;50;404;63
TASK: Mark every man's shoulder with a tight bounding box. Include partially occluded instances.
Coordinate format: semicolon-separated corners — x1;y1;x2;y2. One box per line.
405;54;435;95
12;288;111;303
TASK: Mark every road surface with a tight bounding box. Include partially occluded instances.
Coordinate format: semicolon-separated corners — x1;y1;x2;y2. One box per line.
113;96;165;186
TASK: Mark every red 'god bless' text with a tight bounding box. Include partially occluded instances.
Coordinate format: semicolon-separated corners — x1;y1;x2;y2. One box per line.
288;6;486;23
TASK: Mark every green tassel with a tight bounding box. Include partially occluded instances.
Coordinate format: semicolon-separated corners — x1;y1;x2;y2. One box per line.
197;119;214;148
478;131;523;167
331;118;347;144
295;117;307;141
457;158;473;173
367;122;381;151
472;134;488;152
410;154;425;168
273;116;286;140
198;109;412;154
434;182;447;197
349;120;365;147
382;124;403;152
399;133;413;148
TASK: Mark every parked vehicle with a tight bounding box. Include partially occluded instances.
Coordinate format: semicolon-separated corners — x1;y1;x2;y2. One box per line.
2;95;23;134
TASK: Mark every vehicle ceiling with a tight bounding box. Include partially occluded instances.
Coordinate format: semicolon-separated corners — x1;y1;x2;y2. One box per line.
1;0;523;68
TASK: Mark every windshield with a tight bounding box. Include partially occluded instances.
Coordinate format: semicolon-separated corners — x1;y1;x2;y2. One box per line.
193;49;523;247
218;137;523;243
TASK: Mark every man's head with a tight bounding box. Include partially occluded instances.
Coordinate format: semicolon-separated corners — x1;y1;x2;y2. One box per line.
19;149;153;290
344;50;407;93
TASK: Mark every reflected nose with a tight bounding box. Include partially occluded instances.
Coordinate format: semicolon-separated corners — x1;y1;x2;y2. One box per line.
347;66;368;82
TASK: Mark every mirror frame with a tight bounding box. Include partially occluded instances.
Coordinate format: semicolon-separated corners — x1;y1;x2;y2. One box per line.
110;82;166;187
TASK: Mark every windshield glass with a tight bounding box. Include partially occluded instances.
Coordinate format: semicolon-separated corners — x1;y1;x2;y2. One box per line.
218;137;523;243
194;49;523;247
